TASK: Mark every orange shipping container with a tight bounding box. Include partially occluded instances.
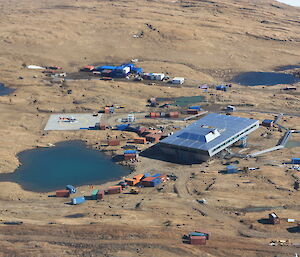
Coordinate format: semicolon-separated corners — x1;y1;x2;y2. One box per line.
125;178;138;186
133;174;144;183
134;137;146;144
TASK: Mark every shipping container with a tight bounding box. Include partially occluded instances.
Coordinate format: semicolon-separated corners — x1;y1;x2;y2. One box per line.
189;232;209;240
100;124;106;130
190;236;206;245
124;150;137;155
171;77;184;84
194;229;210;240
125;178;138;186
150;112;157;118
134;137;146;144
137;127;147;135
107;186;122;194
66;185;77;194
169;111;179;118
146;134;161;143
56;190;70;197
133;174;144;183
189;106;201;110
108;139;120;146
292;158;300;164
72;196;86;205
124;154;137;161
187;109;199;115
104;107;110;114
91;189;99;200
97;190;105;200
118;181;128;188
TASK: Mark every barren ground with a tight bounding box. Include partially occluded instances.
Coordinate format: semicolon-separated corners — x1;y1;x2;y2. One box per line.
0;0;300;256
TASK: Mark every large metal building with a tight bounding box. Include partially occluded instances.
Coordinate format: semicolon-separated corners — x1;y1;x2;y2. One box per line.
159;113;259;162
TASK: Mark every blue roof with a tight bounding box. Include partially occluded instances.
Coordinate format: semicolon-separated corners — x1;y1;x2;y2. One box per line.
160;113;258;152
263;119;273;123
227;165;236;170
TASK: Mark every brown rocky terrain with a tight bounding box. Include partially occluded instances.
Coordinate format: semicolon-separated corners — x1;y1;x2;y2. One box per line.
0;0;299;256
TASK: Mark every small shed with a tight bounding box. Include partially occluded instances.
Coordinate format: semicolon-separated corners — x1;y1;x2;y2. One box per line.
171;77;184;84
262;119;274;127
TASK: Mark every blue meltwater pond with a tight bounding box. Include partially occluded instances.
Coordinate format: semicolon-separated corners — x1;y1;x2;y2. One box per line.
0;141;131;192
230;72;300;86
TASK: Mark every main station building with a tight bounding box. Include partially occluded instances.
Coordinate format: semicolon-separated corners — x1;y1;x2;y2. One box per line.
159;113;259;162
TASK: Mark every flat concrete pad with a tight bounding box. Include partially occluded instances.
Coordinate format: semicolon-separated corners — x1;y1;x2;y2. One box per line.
44;113;102;131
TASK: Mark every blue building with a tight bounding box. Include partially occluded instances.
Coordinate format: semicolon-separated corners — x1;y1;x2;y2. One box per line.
159;113;259;162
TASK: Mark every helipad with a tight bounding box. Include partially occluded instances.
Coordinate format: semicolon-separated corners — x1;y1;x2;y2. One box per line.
44;113;102;131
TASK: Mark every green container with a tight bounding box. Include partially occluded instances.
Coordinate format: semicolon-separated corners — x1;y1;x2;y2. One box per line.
91;189;99;200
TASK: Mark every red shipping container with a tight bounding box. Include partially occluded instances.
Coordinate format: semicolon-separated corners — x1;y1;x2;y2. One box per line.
138;127;147;135
150;112;156;118
190;236;206;245
104;107;110;114
124;154;137;161
108;139;120;146
146;134;161;143
97;190;105;200
169;111;179;118
100;124;106;130
56;190;70;197
107;186;122;194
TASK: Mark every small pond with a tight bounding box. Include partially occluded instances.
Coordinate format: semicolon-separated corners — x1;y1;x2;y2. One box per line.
0;141;131;192
231;72;300;86
0;83;15;96
156;95;205;107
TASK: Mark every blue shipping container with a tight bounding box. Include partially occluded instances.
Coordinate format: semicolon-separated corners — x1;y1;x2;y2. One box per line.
124;150;137;155
72;196;85;205
292;158;300;164
151;178;162;186
188;106;201;110
152;173;162;178
95;66;116;71
66;185;77;194
189;232;207;237
116;124;130;131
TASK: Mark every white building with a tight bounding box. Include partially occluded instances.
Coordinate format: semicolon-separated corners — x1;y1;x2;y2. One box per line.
171;77;185;84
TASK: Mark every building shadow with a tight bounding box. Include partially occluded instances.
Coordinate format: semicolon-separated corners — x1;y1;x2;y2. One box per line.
140;144;204;165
